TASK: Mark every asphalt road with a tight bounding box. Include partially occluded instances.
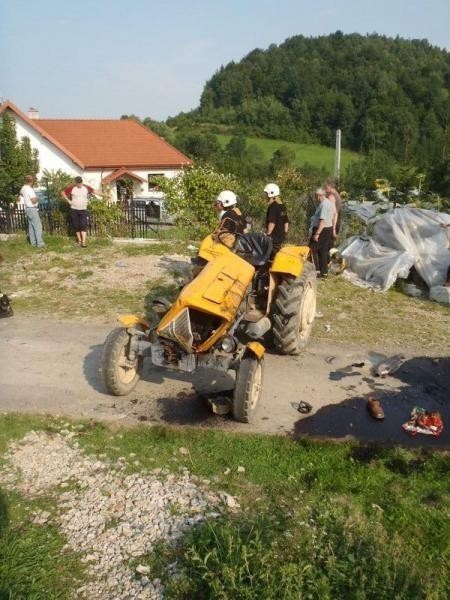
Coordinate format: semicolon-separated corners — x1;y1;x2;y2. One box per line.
1;317;448;447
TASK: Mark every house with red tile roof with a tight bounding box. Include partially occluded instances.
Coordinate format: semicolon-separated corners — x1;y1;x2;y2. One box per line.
0;101;192;202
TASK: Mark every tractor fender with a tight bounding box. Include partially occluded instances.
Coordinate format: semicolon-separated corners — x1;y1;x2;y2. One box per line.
270;245;310;278
245;341;265;359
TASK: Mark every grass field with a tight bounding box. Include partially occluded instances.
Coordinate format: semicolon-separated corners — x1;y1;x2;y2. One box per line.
216;134;360;173
0;415;448;599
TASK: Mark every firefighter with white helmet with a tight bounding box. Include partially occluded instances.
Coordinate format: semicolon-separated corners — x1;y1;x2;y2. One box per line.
263;183;289;252
214;190;246;247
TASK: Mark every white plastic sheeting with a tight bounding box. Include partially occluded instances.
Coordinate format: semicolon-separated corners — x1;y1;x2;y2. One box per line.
340;208;450;291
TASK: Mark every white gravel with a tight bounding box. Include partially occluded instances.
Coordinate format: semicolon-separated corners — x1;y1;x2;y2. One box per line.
0;429;237;599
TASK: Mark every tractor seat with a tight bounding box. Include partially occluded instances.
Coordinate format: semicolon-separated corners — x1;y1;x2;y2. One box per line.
234;233;273;266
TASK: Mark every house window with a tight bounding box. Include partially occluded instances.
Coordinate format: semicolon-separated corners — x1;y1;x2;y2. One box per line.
148;173;165;190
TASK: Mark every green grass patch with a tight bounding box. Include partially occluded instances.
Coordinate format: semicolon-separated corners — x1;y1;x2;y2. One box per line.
75;270;94;280
0;487;85;600
314;276;450;350
216;134;360;172
0;415;448;599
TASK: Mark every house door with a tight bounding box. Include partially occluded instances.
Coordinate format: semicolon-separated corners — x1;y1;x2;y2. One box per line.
116;178;134;207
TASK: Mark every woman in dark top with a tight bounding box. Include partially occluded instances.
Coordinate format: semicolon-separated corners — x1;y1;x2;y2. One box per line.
264;183;289;253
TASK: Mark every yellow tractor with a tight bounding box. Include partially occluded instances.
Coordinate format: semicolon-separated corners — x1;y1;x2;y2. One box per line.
101;233;316;423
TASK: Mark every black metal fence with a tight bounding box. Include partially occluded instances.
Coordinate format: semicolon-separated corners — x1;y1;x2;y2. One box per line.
0;204;176;239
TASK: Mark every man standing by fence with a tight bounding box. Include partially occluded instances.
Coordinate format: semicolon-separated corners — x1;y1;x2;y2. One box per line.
19;175;45;248
61;176;94;247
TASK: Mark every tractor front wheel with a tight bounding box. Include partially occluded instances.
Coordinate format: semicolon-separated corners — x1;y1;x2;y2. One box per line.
232;356;263;423
102;327;143;395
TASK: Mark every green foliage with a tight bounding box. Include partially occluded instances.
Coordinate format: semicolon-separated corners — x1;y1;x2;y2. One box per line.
0;111;39;204
155;165;239;236
175;131;222;162
193;33;449;163
168;505;432;599
216;134;358;173
0;488;84;599
40;169;73;209
342;151;396;200
270;145;296;176
121;113;175;143
88;197;123;236
276;167;321;243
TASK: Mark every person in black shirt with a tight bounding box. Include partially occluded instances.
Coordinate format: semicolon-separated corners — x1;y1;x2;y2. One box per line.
214;190;246;247
263;183;289;253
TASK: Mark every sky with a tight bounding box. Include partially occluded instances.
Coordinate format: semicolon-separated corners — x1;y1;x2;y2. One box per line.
0;0;448;121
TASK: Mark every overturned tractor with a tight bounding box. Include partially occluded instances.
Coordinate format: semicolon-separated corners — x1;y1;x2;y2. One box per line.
102;233;316;423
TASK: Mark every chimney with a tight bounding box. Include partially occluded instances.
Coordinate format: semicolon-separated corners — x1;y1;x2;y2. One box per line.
28;107;39;119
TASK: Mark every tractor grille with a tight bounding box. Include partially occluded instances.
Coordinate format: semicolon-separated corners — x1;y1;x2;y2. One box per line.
158;307;193;353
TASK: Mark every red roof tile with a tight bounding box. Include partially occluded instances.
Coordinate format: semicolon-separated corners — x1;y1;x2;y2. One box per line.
37;119;191;169
102;168;146;184
0;101;192;170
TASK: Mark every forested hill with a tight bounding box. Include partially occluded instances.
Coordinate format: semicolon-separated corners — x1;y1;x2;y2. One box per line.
175;32;450;163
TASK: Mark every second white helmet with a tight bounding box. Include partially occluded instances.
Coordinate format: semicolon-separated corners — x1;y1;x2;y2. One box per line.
216;190;237;208
263;183;280;198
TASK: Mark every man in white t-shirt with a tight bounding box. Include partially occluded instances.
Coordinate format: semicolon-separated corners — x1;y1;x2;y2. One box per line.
19;175;45;248
61;176;94;247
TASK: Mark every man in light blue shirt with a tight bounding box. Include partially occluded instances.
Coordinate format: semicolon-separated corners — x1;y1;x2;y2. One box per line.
309;188;336;278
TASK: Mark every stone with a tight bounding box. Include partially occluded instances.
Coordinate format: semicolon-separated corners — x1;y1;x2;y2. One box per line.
429;285;450;304
135;564;150;574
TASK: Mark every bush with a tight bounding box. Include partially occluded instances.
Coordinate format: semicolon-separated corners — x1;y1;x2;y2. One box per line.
155;165;239;237
88;197;123;236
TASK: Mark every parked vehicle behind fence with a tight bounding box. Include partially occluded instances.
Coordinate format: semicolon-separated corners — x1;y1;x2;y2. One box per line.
130;196;175;224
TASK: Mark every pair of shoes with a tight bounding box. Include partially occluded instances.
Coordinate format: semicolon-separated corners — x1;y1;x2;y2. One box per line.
367;396;384;420
297;400;313;414
81;243;87;248
319;273;328;279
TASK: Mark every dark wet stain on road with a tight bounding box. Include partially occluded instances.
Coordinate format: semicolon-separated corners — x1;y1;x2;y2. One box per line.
294;356;450;447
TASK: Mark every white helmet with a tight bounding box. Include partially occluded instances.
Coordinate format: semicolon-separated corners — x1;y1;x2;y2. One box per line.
263;183;280;198
216;190;237;208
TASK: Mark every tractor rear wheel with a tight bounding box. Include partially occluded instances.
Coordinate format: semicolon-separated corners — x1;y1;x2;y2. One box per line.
232;356;263;423
102;327;143;395
272;262;317;355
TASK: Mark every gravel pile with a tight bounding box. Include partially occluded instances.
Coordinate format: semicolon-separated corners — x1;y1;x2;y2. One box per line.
1;430;236;599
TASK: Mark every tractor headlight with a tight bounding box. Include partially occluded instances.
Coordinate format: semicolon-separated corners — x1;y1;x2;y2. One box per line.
221;335;237;353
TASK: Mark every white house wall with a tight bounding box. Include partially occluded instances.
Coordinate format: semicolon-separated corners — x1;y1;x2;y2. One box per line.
13;114;81;179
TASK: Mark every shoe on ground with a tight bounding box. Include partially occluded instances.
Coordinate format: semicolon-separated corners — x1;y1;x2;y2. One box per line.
367;396;384;420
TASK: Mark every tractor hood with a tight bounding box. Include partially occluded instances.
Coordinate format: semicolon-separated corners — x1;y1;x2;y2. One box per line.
157;253;254;353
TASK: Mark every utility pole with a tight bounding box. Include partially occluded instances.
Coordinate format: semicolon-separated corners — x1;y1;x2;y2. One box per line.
334;129;341;186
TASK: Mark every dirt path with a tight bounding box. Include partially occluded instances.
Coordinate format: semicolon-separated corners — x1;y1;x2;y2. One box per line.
1;317;448;446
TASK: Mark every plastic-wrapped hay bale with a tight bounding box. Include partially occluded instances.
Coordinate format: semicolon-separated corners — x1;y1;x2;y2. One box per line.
340;236;414;291
372;208;450;288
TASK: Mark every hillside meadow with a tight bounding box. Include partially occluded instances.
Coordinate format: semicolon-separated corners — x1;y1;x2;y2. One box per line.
216;134;360;173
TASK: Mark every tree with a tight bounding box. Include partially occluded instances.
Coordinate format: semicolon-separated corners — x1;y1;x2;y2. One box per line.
39;169;73;205
270;146;296;176
155;165;239;236
0;111;39;204
175;132;222;162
